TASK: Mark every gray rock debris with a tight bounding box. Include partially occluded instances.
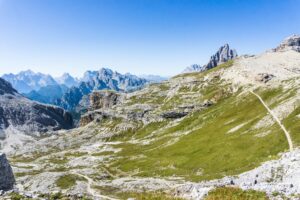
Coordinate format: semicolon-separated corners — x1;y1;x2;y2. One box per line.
255;73;275;83
0;153;15;191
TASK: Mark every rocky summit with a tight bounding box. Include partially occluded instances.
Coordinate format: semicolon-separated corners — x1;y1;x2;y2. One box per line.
0;153;15;191
182;44;237;73
204;43;238;70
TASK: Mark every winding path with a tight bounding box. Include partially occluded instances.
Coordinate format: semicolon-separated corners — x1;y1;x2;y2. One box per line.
250;90;294;151
73;172;118;200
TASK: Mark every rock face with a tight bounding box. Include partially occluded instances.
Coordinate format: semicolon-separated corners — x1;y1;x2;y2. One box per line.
0;78;73;136
0;153;15;191
90;90;121;110
79;91;121;126
0;78;17;95
274;34;300;52
204;44;237;70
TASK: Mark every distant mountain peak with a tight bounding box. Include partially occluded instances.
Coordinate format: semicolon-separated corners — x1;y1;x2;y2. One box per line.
55;73;79;88
182;64;204;74
2;71;58;93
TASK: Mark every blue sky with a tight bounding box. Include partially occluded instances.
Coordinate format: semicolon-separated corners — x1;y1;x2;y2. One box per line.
0;0;300;77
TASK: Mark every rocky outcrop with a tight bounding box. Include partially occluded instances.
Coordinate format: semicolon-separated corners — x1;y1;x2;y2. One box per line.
0;78;17;95
0;78;73;136
79;91;121;126
0;153;15;191
274;34;300;52
90;90;121;110
255;73;275;83
80;111;112;126
204;44;237;70
161;111;188;119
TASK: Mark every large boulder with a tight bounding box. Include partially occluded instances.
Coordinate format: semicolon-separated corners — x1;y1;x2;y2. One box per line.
0;153;15;191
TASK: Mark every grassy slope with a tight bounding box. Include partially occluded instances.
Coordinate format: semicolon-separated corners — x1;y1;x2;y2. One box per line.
103;61;299;182
110;91;287;181
204;187;269;200
8;61;300;199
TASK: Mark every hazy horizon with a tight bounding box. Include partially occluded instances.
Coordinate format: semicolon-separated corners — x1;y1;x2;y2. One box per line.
1;0;300;77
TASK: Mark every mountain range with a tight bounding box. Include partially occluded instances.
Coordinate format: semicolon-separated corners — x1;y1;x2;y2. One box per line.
56;68;149;112
2;45;236;115
2;69;161;115
1;35;300;199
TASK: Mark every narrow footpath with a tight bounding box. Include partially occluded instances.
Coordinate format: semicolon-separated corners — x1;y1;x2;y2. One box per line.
73;172;118;200
250;90;293;151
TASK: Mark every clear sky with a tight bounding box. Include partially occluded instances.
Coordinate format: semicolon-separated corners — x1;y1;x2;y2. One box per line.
1;0;300;78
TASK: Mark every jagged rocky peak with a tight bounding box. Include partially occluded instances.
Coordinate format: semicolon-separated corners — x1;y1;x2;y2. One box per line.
204;44;238;70
55;73;79;88
274;34;300;52
0;153;15;191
